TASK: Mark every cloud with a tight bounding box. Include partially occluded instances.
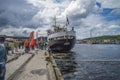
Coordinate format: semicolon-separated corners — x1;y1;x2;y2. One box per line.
97;0;120;8
59;0;96;26
111;8;120;15
27;0;71;26
0;26;34;36
108;25;120;29
75;0;120;39
0;0;39;28
0;0;69;36
0;0;120;39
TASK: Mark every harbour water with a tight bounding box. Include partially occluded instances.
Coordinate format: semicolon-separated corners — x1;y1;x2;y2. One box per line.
55;44;120;80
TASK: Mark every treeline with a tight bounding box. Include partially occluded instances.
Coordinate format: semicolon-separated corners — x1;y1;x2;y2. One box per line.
84;35;120;41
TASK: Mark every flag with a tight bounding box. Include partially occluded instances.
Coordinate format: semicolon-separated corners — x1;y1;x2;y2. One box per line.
66;16;69;26
36;32;39;48
29;31;34;46
29;31;34;41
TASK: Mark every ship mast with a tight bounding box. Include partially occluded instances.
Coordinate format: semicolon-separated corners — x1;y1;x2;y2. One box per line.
54;16;57;27
53;16;57;31
54;16;57;28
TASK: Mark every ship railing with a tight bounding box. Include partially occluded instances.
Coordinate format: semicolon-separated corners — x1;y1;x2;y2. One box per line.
48;30;74;35
49;36;74;41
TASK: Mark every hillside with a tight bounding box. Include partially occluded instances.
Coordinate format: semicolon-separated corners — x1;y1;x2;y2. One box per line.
84;35;120;40
78;35;120;44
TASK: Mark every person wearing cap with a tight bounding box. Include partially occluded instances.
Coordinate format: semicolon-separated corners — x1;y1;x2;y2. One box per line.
0;37;7;80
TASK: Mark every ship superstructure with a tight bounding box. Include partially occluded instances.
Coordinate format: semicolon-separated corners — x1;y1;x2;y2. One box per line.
47;16;76;52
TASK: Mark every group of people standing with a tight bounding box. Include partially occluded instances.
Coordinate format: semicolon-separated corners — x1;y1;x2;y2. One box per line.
4;39;47;54
0;36;47;80
0;38;25;80
5;40;24;54
24;39;47;53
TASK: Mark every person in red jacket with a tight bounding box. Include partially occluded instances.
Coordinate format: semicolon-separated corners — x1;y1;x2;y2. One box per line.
24;40;29;53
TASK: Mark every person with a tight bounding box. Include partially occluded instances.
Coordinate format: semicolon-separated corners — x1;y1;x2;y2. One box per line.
14;41;19;52
24;40;29;53
39;41;44;50
35;40;39;48
10;41;15;54
44;41;47;50
0;37;7;80
4;42;10;55
21;41;24;49
18;41;21;49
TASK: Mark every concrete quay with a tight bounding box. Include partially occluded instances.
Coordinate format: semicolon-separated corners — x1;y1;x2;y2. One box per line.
6;50;63;80
7;49;25;63
6;54;33;80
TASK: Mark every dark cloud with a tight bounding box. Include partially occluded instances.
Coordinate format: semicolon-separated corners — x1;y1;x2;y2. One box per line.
0;0;39;28
0;18;9;27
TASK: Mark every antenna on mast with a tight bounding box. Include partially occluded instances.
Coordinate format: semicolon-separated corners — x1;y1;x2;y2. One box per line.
53;16;57;31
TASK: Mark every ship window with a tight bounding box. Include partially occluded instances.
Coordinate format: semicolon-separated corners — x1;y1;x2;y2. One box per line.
57;37;61;40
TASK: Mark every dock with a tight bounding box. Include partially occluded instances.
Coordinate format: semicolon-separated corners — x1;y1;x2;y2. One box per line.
6;49;63;80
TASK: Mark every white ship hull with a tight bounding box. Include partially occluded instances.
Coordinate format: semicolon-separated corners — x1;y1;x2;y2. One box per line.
48;31;76;52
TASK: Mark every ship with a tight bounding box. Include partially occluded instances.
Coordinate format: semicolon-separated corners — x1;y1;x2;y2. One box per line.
47;16;76;52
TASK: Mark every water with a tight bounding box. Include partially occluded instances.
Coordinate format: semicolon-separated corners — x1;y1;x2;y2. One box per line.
55;44;120;80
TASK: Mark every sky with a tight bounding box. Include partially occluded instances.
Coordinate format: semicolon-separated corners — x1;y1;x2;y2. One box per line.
0;0;120;39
